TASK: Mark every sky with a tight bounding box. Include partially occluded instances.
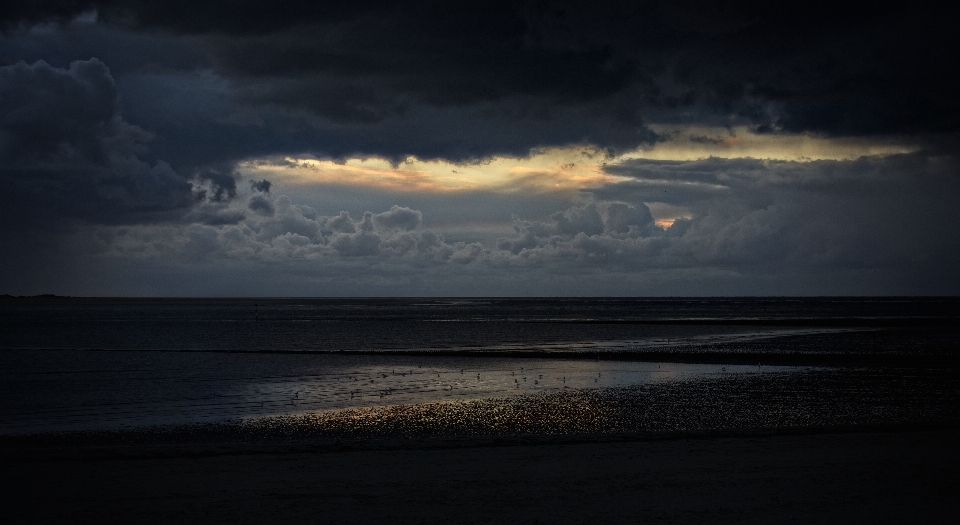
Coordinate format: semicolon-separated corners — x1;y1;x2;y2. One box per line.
1;1;959;296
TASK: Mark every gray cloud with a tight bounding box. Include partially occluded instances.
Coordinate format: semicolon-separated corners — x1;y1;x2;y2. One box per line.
605;202;655;234
2;2;959;296
0;59;236;229
585;153;960;272
249;179;271;193
36;148;951;294
182;202;245;226
7;1;956;169
16;149;957;296
372;205;422;232
247;194;274;216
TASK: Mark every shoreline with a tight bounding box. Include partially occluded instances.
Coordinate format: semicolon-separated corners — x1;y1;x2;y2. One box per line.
4;366;958;449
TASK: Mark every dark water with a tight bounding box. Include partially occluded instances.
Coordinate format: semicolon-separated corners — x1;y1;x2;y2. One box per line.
1;297;957;435
3;296;958;353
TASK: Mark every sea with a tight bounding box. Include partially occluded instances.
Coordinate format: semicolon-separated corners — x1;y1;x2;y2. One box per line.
2;297;958;436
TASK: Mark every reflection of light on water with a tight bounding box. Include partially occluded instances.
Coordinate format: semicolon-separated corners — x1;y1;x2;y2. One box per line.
234;358;806;421
0;352;809;434
412;327;870;354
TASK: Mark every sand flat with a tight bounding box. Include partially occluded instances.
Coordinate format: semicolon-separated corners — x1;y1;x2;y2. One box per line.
5;427;958;524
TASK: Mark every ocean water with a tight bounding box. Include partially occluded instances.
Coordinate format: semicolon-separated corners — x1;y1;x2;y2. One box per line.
1;297;957;435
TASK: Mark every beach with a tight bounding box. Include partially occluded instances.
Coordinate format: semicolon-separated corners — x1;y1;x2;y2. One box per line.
6;426;958;524
4;363;959;524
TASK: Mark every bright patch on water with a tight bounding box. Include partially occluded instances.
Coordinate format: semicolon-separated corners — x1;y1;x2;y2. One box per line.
0;350;803;434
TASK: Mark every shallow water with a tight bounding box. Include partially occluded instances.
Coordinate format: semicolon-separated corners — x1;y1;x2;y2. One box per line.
0;349;804;434
1;297;956;436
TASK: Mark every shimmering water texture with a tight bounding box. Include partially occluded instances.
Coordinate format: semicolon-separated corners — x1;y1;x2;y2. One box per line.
4;368;958;447
242;368;960;441
0;351;790;434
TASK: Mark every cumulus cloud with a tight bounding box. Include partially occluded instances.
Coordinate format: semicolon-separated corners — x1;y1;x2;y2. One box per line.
17;143;957;296
247;194;274;216
325;211;356;234
94;194;480;265
457;151;955;287
605;202;655;234
79;146;959;285
372;205;422;232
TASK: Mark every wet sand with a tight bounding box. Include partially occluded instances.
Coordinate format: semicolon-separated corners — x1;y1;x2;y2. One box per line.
2;367;959;523
5;426;958;524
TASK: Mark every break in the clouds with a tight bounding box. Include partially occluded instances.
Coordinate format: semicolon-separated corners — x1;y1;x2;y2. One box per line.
60;150;958;295
1;1;958;295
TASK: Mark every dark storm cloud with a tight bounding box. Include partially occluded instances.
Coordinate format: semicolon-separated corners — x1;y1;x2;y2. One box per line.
196;167;237;201
0;18;210;75
0;59;200;228
6;0;957;167
249;179;271;193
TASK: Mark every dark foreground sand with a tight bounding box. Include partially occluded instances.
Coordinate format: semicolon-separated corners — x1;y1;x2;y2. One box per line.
4;367;958;524
5;426;959;524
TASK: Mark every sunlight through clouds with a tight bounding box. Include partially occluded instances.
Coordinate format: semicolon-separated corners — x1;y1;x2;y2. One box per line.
237;147;626;194
238;127;917;198
633;126;918;162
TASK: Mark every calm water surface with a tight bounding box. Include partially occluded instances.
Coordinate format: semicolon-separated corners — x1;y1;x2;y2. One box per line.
1;297;955;434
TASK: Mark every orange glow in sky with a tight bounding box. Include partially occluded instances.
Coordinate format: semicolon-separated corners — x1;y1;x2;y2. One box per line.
239;126;915;195
235;127;915;226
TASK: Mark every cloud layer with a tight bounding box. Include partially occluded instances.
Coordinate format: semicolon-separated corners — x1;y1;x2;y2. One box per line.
4;1;959;165
29;149;950;296
1;2;959;295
